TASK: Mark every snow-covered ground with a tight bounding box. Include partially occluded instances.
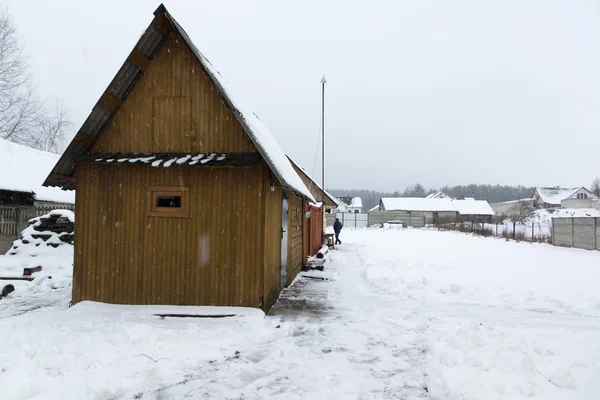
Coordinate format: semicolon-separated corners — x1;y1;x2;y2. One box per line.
1;228;600;399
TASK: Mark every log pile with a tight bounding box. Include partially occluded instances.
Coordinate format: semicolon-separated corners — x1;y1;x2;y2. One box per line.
7;210;74;256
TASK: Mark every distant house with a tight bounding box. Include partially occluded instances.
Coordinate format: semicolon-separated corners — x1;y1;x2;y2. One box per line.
337;197;363;213
426;192;452;199
531;187;594;209
0;138;74;207
379;197;495;223
42;5;315;311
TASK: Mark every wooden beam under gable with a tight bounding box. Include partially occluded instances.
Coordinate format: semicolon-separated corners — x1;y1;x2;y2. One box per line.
47;173;75;184
99;92;122;113
73;131;97;145
129;49;150;71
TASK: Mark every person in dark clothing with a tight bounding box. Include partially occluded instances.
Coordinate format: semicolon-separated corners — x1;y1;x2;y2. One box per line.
333;218;343;244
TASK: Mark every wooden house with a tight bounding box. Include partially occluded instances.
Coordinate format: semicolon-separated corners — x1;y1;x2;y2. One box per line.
43;4;316;311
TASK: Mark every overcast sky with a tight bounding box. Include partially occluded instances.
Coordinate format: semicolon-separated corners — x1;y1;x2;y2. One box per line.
4;0;600;191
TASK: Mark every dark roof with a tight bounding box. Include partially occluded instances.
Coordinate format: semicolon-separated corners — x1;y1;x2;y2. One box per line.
42;4;314;201
78;152;264;167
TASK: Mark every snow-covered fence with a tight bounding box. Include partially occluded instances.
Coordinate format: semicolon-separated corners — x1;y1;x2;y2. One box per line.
332;212;369;228
552;217;600;251
0;205;75;254
368;211;427;228
435;218;552;243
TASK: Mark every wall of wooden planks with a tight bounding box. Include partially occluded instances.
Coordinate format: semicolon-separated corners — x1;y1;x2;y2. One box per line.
73;163;273;308
287;193;304;284
309;204;324;256
92;30;256;155
262;182;283;311
71;25;306;311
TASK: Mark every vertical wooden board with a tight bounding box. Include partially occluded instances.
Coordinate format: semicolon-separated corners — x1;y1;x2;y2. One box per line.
241;170;250;306
224;168;235;305
72;164;86;303
88;164;100;302
115;175;124;303
142;171;154;304
208;169;218;305
105;166;116;303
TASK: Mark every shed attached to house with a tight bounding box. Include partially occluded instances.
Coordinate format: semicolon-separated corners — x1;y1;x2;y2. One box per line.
43;4;314;312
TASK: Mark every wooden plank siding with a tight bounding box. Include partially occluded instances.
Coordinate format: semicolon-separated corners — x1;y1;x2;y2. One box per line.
73;163;268;308
92;30;256;155
287;193;304;284
70;24;307;312
262;183;283;311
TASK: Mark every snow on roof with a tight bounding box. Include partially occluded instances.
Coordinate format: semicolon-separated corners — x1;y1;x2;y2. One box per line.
426;192;452;199
0;138;75;204
534;187;585;205
490;198;534;205
351;197;362;208
165;12;315;202
380;197;494;215
286;157;339;206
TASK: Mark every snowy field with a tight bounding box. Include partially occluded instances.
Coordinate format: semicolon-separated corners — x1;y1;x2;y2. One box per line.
1;228;600;399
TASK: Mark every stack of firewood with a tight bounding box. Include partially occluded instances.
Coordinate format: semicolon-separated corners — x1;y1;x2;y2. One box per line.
7;210;74;256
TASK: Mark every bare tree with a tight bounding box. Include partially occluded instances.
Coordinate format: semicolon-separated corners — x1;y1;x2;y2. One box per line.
591;178;600;197
509;200;534;223
0;7;70;153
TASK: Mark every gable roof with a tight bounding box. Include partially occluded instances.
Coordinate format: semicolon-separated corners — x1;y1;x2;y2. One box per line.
287;157;338;208
42;4;314;202
533;187;591;205
380;197;494;216
426;192;452;199
0;138;74;204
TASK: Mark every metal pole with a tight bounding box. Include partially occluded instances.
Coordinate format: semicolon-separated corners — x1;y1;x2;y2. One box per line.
321;76;326;202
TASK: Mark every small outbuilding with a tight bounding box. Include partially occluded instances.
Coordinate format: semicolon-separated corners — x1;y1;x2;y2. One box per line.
43;5;315;311
379;197;495;223
0;138;74;207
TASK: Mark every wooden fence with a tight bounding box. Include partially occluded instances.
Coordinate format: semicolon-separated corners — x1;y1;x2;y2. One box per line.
0;205;75;254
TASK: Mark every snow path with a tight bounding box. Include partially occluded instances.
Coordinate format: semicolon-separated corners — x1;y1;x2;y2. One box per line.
130;241;429;399
1;228;600;399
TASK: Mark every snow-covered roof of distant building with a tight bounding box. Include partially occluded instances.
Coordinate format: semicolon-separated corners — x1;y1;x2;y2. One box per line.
0;138;75;204
380;197;494;215
426;192;452;199
490;198;534;205
338;196;362;208
534;187;589;205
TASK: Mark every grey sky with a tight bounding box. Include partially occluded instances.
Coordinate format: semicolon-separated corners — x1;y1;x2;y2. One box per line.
4;0;600;192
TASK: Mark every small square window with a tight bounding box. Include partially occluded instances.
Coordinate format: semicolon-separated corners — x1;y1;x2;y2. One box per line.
147;186;189;217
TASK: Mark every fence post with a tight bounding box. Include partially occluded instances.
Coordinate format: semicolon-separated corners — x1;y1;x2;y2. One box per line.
571;218;574;248
532;223;534;241
513;221;516;240
495;222;498;237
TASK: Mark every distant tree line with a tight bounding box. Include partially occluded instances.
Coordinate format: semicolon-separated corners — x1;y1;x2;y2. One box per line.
329;184;534;212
